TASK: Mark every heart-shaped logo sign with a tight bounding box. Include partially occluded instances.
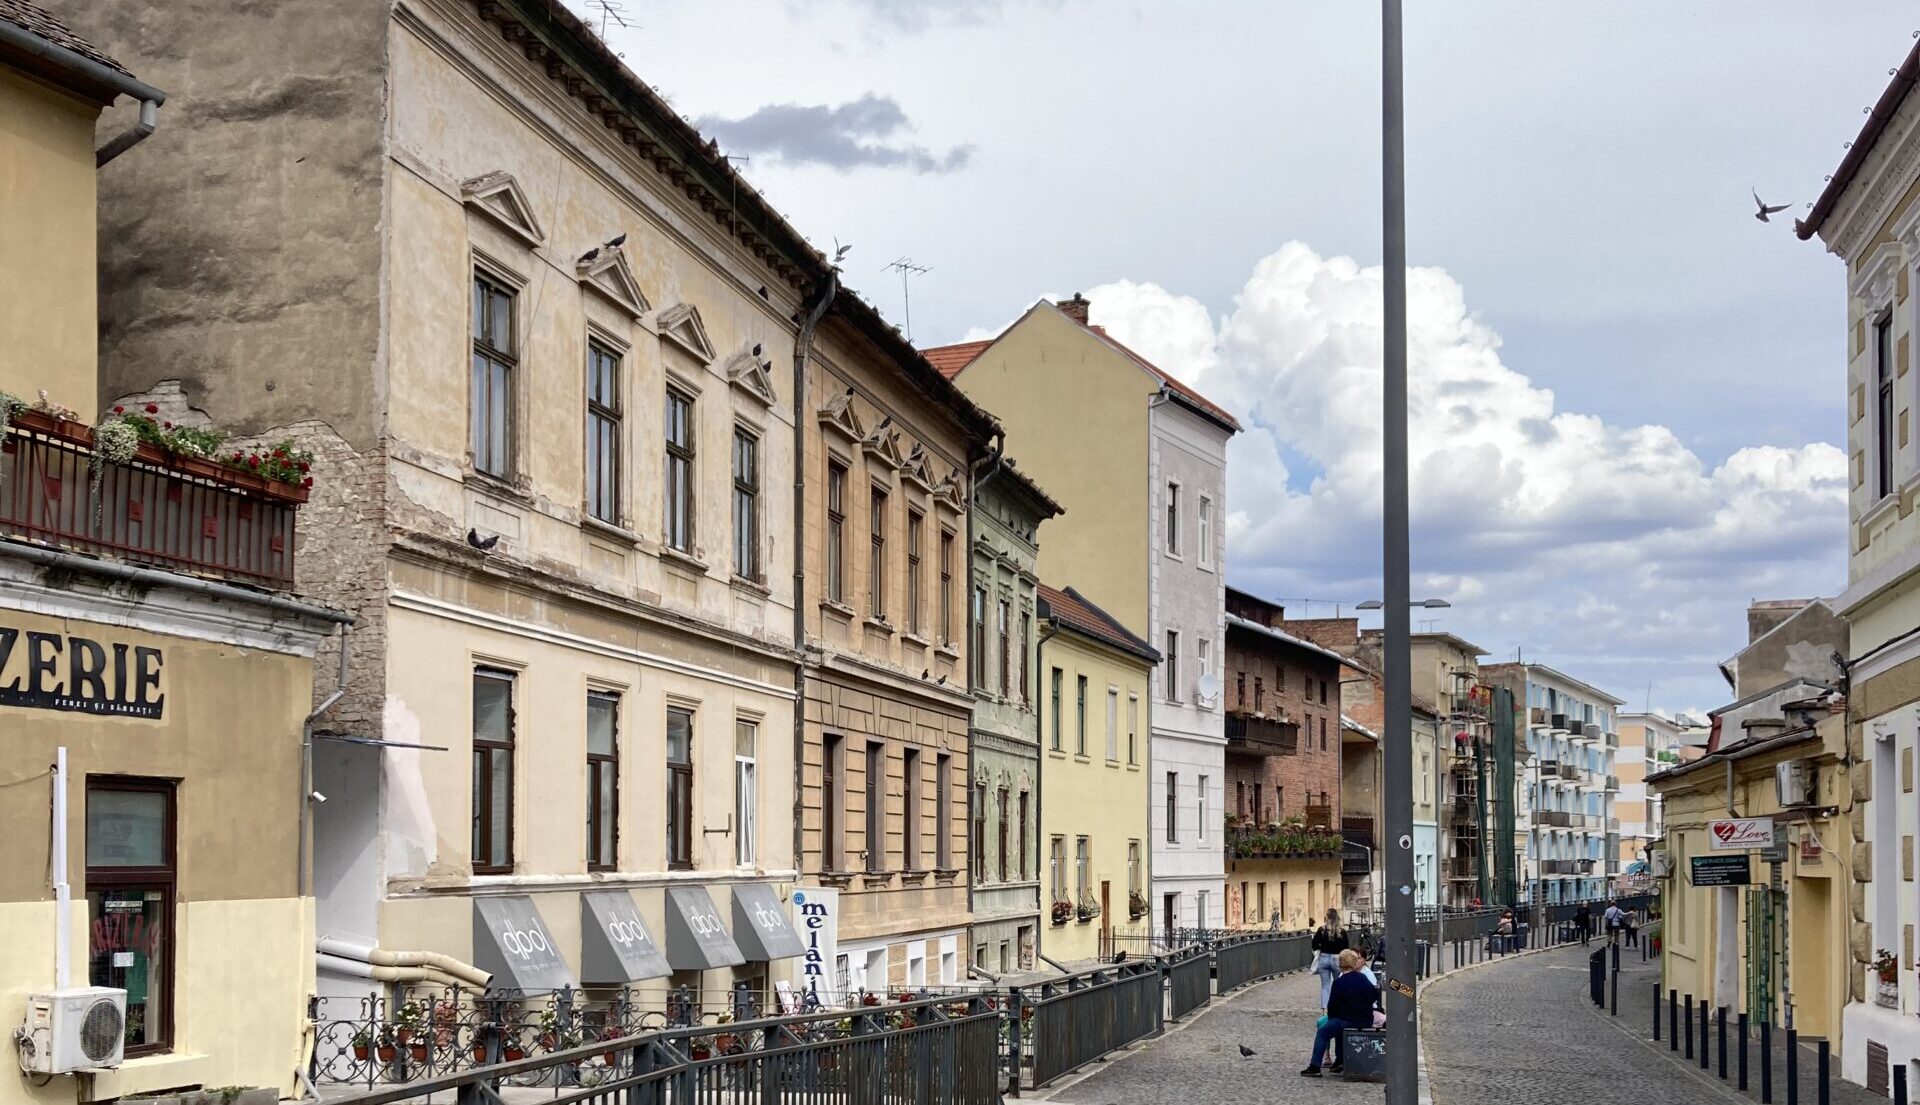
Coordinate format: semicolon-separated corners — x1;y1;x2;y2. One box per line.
1712;822;1739;842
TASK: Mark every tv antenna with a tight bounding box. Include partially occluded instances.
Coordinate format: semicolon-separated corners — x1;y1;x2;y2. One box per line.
883;257;931;340
584;0;632;38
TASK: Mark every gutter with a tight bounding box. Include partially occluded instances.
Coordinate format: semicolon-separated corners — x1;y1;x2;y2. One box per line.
0;20;167;165
791;274;837;880
1798;35;1920;241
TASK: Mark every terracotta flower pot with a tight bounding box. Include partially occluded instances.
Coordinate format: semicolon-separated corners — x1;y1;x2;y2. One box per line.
472;1046;488;1064
375;1045;397;1063
352;1045;369;1061
504;1047;526;1061
409;1044;429;1062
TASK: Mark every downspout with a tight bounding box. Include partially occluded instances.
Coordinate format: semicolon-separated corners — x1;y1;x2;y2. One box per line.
1033;606;1061;926
965;430;1006;920
96;98;159;166
299;627;352;898
0;21;167;167
792;274;838;877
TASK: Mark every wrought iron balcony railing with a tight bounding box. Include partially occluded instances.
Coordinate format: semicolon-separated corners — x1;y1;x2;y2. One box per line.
1224;709;1299;756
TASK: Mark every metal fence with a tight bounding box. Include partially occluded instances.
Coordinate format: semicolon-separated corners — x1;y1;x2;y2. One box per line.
1214;932;1313;993
1013;961;1162;1090
1163;947;1212;1021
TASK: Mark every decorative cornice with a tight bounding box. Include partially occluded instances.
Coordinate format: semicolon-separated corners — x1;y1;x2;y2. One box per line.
1853;240;1903;308
1831;95;1920;261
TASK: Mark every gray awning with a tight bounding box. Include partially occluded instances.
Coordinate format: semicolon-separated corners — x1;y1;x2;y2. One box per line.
664;886;745;970
473;896;578;994
732;883;805;961
581;890;672;984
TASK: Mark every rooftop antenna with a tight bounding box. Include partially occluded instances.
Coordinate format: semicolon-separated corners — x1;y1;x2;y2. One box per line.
883;257;931;340
584;0;631;39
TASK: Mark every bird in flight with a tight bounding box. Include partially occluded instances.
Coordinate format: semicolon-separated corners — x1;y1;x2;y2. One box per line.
1753;190;1791;222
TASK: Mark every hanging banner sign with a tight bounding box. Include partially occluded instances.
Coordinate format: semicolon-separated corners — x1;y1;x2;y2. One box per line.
0;626;165;719
1706;817;1773;851
791;887;840;1009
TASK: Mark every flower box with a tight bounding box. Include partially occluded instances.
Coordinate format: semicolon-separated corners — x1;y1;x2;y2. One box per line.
1878;980;1900;1009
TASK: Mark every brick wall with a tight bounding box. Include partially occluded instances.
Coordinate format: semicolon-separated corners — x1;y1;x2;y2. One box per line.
1224;627;1342;825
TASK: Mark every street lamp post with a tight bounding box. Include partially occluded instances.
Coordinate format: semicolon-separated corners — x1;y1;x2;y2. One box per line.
1380;2;1417;1100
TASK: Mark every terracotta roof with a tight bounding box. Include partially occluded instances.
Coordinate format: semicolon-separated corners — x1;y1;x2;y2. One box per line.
922;304;1241;433
1038;584;1159;665
1798;35;1920;242
0;0;130;76
925;340;992;381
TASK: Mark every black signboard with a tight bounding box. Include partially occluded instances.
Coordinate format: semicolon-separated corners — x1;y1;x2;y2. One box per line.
0;628;165;718
1690;855;1752;887
1340;1029;1387;1082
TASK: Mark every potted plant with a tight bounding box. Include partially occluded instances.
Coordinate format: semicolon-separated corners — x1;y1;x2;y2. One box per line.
1076;896;1100;923
1051;898;1073;925
1876;948;1900;1007
1128;889;1149;920
502;1027;527;1063
712;1010;737;1054
599;1025;627;1065
350;1027;372;1062
375;1030;398;1065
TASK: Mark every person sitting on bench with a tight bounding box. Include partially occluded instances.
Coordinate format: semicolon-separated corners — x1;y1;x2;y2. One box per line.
1302;950;1379;1077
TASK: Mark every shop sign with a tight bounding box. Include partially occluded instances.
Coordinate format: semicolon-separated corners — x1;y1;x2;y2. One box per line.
791;887;840;1008
1690;854;1752;887
1706;817;1773;851
1799;830;1824;863
0;626;165;718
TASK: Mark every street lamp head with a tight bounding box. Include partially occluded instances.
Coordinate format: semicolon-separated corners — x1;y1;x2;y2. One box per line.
1419;599;1453;609
1355;600;1385;610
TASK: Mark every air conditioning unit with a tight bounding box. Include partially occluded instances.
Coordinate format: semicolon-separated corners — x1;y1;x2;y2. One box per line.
18;988;125;1074
1776;759;1815;808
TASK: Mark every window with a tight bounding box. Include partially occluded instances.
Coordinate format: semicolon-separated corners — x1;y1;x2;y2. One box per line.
827;461;847;603
1319;678;1328;706
869;487;889;619
1127;694;1139;764
824;734;845;870
939;530;955;644
87;779;175;1056
1050;667;1064;751
1076;674;1089;756
1106;688;1119;760
998;599;1012;697
1075;837;1090;904
1254;676;1264;711
1166;773;1178;842
997;786;1010;882
907;511;925;633
472;669;515;872
1252;782;1264;823
735;720;757;866
732;429;760;580
664;389;695;552
1197;638;1212;704
1236;672;1246;708
936;753;952;869
1165;631;1180;701
1319;716;1327;750
1878;313;1896;498
667;707;694;870
886;749;922;877
1127;841;1141;895
471;274;516;478
1019;613;1032;705
1198;776;1209;842
971;587;988;688
1050;836;1066;903
972;782;986;875
866;743;886;872
1018;791;1030;879
586;691;619;870
1198;495;1213;566
1165;482;1180;554
586;341;621;523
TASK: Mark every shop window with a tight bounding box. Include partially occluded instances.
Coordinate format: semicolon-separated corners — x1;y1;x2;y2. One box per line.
473;669;515;872
87;779;175;1056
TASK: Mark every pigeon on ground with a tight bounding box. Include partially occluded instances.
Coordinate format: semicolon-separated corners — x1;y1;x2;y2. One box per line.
1239;1044;1256;1058
1753;190;1790;222
467;528;500;551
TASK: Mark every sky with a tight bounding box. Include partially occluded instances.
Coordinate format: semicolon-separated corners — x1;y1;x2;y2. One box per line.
580;0;1912;715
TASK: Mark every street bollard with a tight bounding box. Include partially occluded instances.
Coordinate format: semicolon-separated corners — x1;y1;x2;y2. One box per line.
1685;996;1694;1060
1610;957;1618;1016
1653;983;1661;1041
1718;1006;1728;1080
1897;1063;1908;1105
1762;1019;1774;1104
1671;990;1679;1052
1818;1038;1830;1105
1740;1012;1750;1091
1787;1026;1798;1105
1700;1001;1710;1071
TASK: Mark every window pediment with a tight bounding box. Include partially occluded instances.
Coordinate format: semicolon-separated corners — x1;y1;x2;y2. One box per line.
657;303;715;362
818;387;866;441
575;240;649;319
932;468;967;513
862;421;906;472
1854;240;1903;307
461;171;545;249
724;344;778;407
900;442;936;492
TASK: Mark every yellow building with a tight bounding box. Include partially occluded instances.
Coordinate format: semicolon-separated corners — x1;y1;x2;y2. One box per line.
1035;585;1158;963
1798;33;1920;1088
0;5;347;1103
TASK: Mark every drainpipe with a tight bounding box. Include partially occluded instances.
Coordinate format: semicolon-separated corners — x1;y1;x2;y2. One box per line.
299;627;351;898
964;431;1006;921
1033;607;1061;931
791;274;838;878
0;20;167;166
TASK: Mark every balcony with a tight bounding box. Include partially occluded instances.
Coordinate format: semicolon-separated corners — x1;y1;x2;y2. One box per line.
1605;731;1620;749
1341;816;1375;877
1226;823;1340;861
1538;810;1570;828
1549;712;1570;732
1556;762;1583;782
1;408;304;588
1605;775;1619;792
1447;856;1479;879
1450;794;1477;819
1529;706;1548;727
1225;709;1299;756
1539;859;1574;876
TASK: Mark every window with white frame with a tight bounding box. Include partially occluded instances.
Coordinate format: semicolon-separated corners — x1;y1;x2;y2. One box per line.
1106;687;1119;761
1877;312;1896;499
735;720;757;865
1165;482;1181;554
1198;775;1209;842
1198;495;1213;566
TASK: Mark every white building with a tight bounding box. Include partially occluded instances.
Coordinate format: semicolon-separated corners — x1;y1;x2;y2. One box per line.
1484;663;1623;903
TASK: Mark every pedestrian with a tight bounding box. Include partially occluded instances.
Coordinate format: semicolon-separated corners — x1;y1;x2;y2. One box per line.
1301;949;1380;1077
1311;908;1349;1009
1574;902;1592;946
1624;906;1639;948
1603;900;1625;946
1488;908;1515;954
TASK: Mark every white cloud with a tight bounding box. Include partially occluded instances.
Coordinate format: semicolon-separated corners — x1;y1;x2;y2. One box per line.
1079;242;1845;706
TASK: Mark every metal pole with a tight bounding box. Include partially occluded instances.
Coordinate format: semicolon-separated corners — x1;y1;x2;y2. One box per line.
1762;1018;1774;1104
1787;1025;1799;1105
1818;1038;1830;1105
1380;3;1416;1101
1740;1011;1750;1091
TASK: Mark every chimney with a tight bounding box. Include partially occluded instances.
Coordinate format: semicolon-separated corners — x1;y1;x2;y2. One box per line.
1057;293;1090;326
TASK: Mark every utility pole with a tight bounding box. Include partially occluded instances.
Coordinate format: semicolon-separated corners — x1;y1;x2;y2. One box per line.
1380;3;1418;1101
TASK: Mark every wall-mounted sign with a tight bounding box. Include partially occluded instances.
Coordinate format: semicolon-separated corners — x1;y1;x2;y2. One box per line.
0;627;165;719
1690;854;1752;887
1799;830;1825;863
791;887;839;1008
1706;817;1773;852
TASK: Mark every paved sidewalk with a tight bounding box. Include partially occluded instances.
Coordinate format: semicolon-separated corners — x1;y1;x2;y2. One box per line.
1041;969;1384;1103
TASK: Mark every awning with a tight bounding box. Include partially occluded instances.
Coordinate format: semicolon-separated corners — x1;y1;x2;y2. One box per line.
663;886;745;970
581;890;671;984
473;896;578;994
732;883;805;961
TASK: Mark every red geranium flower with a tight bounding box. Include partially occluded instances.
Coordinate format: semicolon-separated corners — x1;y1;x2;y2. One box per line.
112;405;124;414
247;454;261;466
297;461;311;473
163;421;173;429
302;477;313;488
143;403;158;415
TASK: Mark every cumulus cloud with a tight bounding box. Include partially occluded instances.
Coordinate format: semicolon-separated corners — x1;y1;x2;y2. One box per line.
695;94;974;174
1077;243;1845;707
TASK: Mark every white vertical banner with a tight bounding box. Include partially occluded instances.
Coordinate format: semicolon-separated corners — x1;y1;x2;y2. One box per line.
790;887;839;1008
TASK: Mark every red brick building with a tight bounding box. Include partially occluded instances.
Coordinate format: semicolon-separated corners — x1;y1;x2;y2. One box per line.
1221;587;1358;929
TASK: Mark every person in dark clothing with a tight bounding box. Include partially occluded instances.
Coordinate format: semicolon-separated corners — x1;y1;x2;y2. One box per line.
1574;903;1592;946
1302;950;1379;1076
1310;909;1349;1009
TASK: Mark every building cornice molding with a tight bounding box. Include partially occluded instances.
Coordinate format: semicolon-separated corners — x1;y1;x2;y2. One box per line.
1830;94;1920;261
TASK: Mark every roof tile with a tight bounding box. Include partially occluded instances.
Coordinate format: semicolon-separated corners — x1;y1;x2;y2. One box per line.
1038;584;1159;664
0;0;130;76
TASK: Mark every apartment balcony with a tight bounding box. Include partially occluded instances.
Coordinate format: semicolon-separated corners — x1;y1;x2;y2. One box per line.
1556;762;1583;783
1539;859;1574;876
1225;709;1299;756
1605;775;1619;792
1;408;304;588
1608;817;1621;832
1226;824;1340;861
1529;706;1549;727
1340;816;1375;878
1449;794;1477;819
1549;712;1570;732
1538;810;1570;828
1605;731;1620;749
1447;856;1480;879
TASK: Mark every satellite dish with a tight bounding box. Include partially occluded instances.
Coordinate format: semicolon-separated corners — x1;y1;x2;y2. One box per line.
1197;674;1223;702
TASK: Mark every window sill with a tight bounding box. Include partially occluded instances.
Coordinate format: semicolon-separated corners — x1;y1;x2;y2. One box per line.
1862;491;1900;533
864;617;897;636
731;574;772;598
860;871;894;888
820;599;857;621
581;515;641;546
660;545;709;574
465;471;535;507
933;867;962;883
1047;749;1067;760
898;870;930;884
819;870;855;887
934;644;961;661
1073;755;1092;764
901;631;933;648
